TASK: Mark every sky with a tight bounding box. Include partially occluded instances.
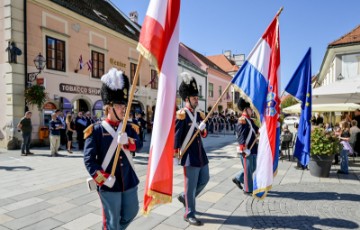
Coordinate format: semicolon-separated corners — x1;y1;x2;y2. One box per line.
114;0;360;91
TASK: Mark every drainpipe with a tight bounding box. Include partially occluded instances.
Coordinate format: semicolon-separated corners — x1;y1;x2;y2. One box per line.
23;0;28;113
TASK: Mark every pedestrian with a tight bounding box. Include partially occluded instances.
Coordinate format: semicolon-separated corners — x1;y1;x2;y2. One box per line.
75;111;87;150
55;110;67;150
17;111;34;156
83;68;140;230
65;113;75;153
337;121;351;174
280;124;293;160
232;97;259;195
174;72;208;226
49;113;62;157
85;111;95;127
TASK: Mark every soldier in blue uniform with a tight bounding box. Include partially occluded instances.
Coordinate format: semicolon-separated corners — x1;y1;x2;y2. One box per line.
83;68;140;230
232;97;259;195
174;72;208;226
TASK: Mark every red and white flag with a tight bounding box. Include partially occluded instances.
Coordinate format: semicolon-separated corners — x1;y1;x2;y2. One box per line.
137;0;180;214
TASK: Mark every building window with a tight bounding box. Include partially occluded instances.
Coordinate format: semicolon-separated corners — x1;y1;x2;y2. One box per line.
150;69;158;89
209;83;214;97
91;51;105;79
199;85;203;98
219;86;222;97
46;36;65;71
130;63;140;86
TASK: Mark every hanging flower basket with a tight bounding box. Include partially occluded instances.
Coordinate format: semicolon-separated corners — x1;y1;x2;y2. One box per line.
24;85;48;109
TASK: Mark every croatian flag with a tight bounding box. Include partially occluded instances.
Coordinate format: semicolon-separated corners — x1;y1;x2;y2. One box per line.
231;13;281;199
86;60;93;71
137;0;180;214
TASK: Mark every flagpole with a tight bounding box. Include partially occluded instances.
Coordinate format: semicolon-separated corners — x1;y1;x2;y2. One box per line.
179;81;232;157
111;55;144;176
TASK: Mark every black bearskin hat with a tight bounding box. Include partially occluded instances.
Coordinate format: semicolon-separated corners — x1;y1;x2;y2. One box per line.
178;72;199;101
237;97;250;111
101;68;130;105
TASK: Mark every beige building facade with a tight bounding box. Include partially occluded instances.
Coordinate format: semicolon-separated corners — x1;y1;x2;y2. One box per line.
0;0;156;147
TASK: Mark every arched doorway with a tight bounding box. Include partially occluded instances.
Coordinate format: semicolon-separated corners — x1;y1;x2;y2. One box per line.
73;98;90;113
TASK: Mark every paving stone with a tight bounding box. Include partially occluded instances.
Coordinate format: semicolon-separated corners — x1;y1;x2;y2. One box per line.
20;218;64;230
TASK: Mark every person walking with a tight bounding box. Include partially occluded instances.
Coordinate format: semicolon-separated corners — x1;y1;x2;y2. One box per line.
83;68;140;230
232;97;259;195
65;113;75;153
17;111;34;156
49;113;62;157
75;111;87;151
174;72;208;226
55;110;67;150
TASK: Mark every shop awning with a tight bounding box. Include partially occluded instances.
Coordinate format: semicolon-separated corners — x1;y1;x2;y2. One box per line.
312;79;360;104
282;103;360;114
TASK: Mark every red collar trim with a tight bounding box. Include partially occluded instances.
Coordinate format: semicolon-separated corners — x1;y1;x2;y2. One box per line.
105;118;120;127
241;112;250;118
185;106;194;113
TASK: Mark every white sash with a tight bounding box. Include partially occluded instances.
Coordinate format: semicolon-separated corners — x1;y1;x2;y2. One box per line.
245;118;256;147
180;108;198;153
101;121;136;172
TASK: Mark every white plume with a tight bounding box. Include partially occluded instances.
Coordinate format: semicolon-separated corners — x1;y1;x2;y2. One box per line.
101;68;124;90
180;72;193;84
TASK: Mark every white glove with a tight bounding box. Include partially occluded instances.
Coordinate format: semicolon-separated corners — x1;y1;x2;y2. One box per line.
198;122;206;131
243;149;251;157
117;132;129;145
103;175;116;188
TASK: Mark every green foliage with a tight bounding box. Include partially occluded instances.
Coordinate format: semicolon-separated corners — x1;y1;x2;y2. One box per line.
310;127;341;156
24;85;48;110
281;96;298;109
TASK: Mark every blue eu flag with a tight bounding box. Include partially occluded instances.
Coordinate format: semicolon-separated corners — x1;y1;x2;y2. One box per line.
284;48;312;167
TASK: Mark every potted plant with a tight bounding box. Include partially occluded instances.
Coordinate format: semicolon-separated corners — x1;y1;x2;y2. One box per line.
309;127;341;177
24;85;48;110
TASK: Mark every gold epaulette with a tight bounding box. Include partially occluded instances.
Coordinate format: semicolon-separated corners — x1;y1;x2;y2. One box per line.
199;111;206;120
176;109;186;120
131;123;140;134
239;117;246;124
83;124;94;139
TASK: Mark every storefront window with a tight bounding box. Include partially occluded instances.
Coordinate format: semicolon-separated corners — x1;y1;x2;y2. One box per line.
61;97;72;116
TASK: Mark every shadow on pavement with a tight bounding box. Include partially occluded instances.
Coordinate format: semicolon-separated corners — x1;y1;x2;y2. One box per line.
0;166;32;171
267;191;360;202
217;214;359;230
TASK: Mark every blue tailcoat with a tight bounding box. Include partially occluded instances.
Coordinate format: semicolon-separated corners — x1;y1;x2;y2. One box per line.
84;122;140;192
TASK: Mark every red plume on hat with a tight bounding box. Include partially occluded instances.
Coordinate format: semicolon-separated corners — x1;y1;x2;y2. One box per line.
101;68;130;105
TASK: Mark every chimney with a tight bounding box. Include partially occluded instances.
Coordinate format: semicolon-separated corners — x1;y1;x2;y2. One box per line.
223;50;232;59
129;11;138;23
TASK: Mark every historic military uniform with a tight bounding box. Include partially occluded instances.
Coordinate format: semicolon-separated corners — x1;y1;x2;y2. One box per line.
174;72;209;226
83;68;140;230
232;98;259;194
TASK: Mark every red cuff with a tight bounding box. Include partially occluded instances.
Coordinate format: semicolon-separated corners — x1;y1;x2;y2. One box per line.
239;144;246;151
200;129;208;138
124;141;136;152
93;170;110;186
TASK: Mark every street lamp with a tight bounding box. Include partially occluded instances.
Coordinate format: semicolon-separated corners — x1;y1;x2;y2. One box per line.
27;53;46;82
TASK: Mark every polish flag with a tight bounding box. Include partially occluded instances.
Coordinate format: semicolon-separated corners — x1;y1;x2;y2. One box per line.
137;0;180;214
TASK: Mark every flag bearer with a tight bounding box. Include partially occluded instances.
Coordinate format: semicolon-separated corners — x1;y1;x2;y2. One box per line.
83;68;140;230
174;72;209;226
232;97;259;195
